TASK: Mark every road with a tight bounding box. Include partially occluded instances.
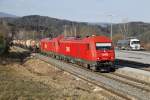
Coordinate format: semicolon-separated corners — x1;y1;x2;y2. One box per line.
115;50;150;64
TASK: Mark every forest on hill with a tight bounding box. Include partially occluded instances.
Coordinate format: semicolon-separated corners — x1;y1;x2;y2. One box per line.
0;15;150;50
0;15;108;39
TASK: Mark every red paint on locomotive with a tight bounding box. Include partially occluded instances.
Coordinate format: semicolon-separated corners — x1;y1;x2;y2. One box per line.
40;35;115;70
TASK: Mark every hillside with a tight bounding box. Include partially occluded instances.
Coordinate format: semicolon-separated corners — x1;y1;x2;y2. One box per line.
112;22;150;49
0;15;150;49
0;15;107;39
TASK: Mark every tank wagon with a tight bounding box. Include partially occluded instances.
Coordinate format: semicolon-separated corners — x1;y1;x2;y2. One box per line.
13;39;40;52
40;35;115;71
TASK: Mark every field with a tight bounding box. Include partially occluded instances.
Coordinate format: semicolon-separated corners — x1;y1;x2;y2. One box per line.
0;48;116;100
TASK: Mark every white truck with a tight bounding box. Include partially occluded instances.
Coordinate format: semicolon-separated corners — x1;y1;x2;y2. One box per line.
117;38;141;50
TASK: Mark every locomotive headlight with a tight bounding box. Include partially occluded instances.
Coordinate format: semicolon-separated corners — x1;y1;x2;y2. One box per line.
110;56;114;60
97;57;101;60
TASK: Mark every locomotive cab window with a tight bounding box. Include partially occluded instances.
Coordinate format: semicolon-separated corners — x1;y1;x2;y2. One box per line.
96;43;112;50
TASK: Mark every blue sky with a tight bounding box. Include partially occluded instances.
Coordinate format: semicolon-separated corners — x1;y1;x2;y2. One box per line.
0;0;150;23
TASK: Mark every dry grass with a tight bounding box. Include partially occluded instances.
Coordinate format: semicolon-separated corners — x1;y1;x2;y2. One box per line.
0;46;122;100
0;58;109;100
0;64;60;100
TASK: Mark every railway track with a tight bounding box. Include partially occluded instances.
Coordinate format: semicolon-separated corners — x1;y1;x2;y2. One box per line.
33;53;150;100
12;47;123;99
103;72;150;92
13;46;150;99
71;62;150;92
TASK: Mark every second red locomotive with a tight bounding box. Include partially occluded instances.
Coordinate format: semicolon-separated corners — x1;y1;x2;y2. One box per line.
40;35;115;71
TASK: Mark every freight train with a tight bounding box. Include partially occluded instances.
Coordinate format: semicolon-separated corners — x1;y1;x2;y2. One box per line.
12;39;40;52
12;35;115;72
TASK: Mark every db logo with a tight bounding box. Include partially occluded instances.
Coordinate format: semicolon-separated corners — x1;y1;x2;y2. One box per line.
44;44;47;49
66;47;70;52
102;53;108;56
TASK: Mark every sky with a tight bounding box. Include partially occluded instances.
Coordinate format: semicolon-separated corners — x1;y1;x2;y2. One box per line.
0;0;150;23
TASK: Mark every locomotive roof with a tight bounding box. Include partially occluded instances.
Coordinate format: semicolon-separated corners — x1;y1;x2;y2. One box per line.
41;35;112;43
60;35;112;43
89;35;112;42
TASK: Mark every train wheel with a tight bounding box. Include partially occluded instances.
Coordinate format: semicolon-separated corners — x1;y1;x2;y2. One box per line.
110;65;116;72
99;68;106;72
84;64;90;69
109;63;116;72
87;64;90;69
111;67;116;72
91;66;97;72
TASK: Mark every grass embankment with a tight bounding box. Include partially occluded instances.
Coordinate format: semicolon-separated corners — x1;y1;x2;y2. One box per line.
0;46;119;100
0;64;58;100
0;58;107;100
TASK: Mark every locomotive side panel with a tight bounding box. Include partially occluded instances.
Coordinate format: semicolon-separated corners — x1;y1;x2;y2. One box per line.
40;35;115;72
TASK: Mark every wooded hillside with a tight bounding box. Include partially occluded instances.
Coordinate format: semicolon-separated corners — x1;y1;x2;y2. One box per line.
0;15;150;50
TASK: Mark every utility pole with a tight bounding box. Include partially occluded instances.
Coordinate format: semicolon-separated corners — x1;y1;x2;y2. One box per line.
64;25;67;37
110;22;113;40
122;18;128;39
33;31;35;40
74;24;76;37
108;15;113;40
40;30;44;39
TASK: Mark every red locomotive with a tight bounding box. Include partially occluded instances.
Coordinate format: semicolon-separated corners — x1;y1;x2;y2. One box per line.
40;35;115;71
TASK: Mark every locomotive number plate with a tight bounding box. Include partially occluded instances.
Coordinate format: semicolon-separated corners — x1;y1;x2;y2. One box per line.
66;47;70;52
102;53;108;56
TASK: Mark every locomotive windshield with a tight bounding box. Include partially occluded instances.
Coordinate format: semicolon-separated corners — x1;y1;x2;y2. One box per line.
96;43;112;50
